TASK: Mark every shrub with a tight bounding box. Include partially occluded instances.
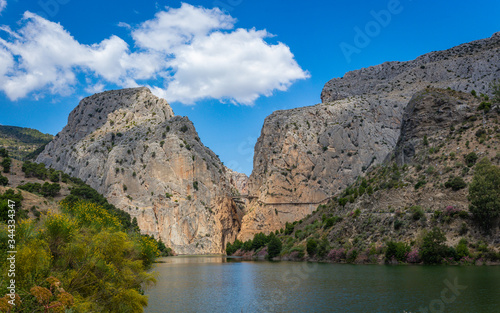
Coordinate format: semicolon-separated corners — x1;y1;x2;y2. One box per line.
0;174;8;186
468;158;500;231
464;152;479;167
18;182;42;193
1;157;11;173
385;241;410;263
394;219;403;230
346;248;358;263
456;238;469;259
445;176;467;191
306;238;318;256
180;125;188;132
406;249;421;263
284;222;294;235
22;161;48;179
414;180;426;190
477;101;492;112
411;206;425;220
338;197;348;206
40;182;61;197
49;171;60;182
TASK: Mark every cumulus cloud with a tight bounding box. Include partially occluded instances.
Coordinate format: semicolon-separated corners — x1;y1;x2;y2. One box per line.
0;3;308;104
0;0;6;14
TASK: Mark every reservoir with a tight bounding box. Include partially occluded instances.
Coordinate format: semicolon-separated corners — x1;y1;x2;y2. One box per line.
145;256;500;312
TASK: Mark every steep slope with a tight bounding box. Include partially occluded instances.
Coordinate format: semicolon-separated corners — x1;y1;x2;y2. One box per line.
289;88;500;258
37;87;242;254
239;32;500;240
0;125;53;160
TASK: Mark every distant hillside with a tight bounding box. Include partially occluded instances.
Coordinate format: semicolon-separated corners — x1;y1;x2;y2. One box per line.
0;125;53;160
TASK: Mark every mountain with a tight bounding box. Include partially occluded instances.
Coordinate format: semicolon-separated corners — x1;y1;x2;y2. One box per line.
0;125;53;160
36;87;244;254
237;32;500;241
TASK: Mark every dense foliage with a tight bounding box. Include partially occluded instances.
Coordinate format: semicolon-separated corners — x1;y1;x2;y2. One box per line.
0;191;158;312
468;158;500;231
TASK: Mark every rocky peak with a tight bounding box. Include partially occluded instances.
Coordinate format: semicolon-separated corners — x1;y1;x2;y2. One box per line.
37;87;242;254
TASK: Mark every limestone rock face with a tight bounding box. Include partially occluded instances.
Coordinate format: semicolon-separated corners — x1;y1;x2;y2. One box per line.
239;32;500;240
392;89;477;165
321;32;500;104
37;87;241;254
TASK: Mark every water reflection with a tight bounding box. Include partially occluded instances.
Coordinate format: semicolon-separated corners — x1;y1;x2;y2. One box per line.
145;257;500;313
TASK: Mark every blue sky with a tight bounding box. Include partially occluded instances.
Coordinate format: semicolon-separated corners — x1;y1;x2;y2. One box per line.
0;0;499;175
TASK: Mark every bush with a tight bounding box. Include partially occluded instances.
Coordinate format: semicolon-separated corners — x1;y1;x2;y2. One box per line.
468;158;500;231
477;101;492;112
0;156;11;175
338;197;348;206
306;238;318;256
385;241;410;263
394;219;403;230
0;174;8;186
419;228;449;264
464;152;479;167
1;157;11;173
226;239;243;255
284;222;294;235
49;171;60;182
40;182;61;197
445;176;467;191
411;206;425;220
18;182;42;193
22;161;48;179
414;180;426;190
456;238;469;259
346;248;358;263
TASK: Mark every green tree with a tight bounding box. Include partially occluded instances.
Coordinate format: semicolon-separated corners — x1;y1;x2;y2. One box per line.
267;235;282;259
419;227;448;264
468;158;500;231
251;232;268;251
306;238;318;256
40;182;61;197
0;174;8;186
1;157;11;173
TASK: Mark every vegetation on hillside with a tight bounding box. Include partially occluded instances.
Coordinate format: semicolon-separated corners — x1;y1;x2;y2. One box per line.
226;88;500;265
0;126;53;160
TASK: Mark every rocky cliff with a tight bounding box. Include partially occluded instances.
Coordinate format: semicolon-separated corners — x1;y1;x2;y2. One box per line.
238;32;500;240
37;87;242;254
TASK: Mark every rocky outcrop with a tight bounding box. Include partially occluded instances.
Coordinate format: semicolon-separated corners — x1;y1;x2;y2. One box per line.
37;87;242;254
321;32;500;104
392;88;477;165
238;32;500;240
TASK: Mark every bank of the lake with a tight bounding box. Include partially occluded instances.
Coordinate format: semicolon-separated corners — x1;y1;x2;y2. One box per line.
145;256;500;313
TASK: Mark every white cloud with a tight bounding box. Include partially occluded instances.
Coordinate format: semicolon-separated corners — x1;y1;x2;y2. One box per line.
132;3;235;52
0;3;308;105
0;0;6;14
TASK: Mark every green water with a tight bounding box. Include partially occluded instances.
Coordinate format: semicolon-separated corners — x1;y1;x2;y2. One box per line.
145;256;500;312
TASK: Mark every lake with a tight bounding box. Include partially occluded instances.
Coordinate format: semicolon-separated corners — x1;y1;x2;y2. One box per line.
145;256;500;313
